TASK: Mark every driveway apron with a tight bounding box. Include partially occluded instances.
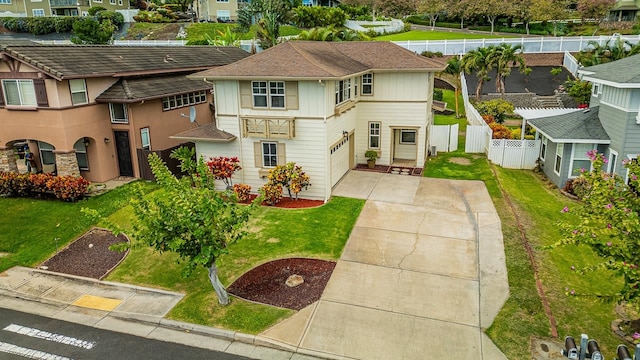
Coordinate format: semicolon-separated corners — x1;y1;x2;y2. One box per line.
260;172;509;360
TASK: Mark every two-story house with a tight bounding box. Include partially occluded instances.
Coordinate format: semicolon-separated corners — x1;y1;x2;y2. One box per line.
195;0;339;22
524;54;640;188
610;0;640;21
176;41;446;201
0;0;128;17
0;42;249;182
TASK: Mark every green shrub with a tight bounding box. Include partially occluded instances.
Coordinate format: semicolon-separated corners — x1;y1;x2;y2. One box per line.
1;17;30;32
433;88;443;101
53;16;77;32
259;182;283;206
97;10;124;28
421;50;443;58
292;6;346;28
27;17;56;35
88;6;107;15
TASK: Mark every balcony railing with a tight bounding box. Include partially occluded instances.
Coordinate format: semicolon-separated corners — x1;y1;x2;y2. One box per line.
50;0;84;7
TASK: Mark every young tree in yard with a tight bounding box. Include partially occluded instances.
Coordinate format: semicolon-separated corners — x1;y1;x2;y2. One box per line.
417;0;446;29
449;0;472;29
461;46;494;100
476;98;514;124
512;0;535;35
377;0;418;18
554;151;640;306
88;153;255;305
577;0;616;35
207;156;241;189
236;0;298;49
71;17;115;44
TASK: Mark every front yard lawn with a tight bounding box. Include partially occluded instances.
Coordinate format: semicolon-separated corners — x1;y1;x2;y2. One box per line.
105;195;365;333
0;182;158;273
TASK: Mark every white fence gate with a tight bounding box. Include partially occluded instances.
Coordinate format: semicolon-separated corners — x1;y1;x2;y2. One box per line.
429;124;459;152
488;139;540;169
465;125;491;153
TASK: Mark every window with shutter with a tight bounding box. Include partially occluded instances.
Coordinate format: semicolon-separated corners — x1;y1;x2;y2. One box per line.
1;79;37;106
33;79;48;107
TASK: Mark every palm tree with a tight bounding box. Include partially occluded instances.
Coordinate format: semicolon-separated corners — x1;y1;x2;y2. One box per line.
577;38;639;67
490;44;526;95
442;56;462;118
461;46;494;100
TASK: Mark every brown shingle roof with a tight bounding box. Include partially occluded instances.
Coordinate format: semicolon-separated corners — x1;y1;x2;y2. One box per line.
190;41;447;80
95;74;210;103
171;123;237;142
0;44;250;80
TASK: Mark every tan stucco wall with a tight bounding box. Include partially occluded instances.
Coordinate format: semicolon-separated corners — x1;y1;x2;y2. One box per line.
0;105;119;182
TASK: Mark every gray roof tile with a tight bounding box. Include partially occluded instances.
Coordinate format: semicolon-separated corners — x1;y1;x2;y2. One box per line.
528;106;610;142
95;74;210;103
580;54;640;84
0;44;250;80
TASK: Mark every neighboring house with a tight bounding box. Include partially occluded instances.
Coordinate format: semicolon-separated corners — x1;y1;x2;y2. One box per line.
0;42;249;182
524;54;640;188
609;0;640;21
196;0;339;22
0;0;128;17
178;41;446;201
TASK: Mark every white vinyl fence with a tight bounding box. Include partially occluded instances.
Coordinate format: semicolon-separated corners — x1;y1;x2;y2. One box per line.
563;51;580;77
393;35;640;55
345;19;405;35
488;139;540;169
462;73;492;153
429;124;459;152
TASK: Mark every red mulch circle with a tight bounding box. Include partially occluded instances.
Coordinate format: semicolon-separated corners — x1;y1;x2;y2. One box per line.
227;258;336;310
243;194;324;209
40;228;128;279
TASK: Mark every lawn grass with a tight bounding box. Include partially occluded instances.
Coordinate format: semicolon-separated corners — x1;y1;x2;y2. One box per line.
423;145;621;358
0;181;158;273
106;196;365;333
375;30;514;41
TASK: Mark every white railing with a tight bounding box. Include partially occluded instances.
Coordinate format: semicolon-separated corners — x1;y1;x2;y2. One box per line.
113;39;188;46
563;51;580;76
392;35;640;55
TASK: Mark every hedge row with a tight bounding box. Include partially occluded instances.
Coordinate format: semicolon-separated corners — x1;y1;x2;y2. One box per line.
1;10;122;35
0;172;90;201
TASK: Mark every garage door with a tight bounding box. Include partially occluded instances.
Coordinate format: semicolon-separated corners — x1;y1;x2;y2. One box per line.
330;136;350;186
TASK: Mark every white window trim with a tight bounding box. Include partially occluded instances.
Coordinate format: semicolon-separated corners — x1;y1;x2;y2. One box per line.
162;90;207;111
554;143;564;176
109;103;128;124
141;128;151;150
568;143;596;178
32;8;45;16
608;149;618;174
74;138;89;171
361;73;373;95
69;79;88;105
540;136;547;161
269;81;285;109
2;79;36;106
252;81;285;109
369;121;381;149
216;10;231;20
592;83;602;97
262;141;278;168
0;0;12;4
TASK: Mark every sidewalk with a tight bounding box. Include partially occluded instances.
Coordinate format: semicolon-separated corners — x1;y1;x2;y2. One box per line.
0;267;323;360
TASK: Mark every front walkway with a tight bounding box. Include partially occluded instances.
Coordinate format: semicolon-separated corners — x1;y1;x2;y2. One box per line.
261;171;509;359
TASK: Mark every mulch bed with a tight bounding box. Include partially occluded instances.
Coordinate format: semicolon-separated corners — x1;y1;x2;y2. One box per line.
243;194;324;209
354;163;423;176
227;258;336;310
40;228;128;280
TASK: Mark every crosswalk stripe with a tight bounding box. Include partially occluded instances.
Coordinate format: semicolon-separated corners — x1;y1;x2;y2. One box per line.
3;324;96;350
0;341;72;360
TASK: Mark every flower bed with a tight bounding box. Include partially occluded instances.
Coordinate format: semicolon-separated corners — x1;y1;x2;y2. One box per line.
0;171;90;201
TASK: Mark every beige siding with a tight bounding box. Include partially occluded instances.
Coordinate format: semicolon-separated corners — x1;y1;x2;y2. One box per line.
366;72;430;102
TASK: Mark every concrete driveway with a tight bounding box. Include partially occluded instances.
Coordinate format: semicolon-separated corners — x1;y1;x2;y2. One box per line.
260;172;509;360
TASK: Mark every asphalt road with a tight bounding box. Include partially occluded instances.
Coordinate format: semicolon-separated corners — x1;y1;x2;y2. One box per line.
0;308;251;360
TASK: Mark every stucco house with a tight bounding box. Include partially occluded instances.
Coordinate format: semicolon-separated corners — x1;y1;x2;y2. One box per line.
0;42;249;182
0;0;128;17
524;54;640;188
177;41;446;201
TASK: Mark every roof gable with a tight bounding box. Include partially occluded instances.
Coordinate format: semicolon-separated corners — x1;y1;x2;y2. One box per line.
0;44;250;80
190;41;446;80
579;54;640;85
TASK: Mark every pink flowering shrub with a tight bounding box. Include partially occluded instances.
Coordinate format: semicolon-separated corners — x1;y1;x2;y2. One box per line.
554;151;640;305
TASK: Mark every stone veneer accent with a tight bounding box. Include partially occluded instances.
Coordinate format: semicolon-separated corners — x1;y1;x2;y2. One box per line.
0;148;18;173
54;151;80;177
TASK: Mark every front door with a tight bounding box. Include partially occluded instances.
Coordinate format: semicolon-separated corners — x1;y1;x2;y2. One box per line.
114;131;133;177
